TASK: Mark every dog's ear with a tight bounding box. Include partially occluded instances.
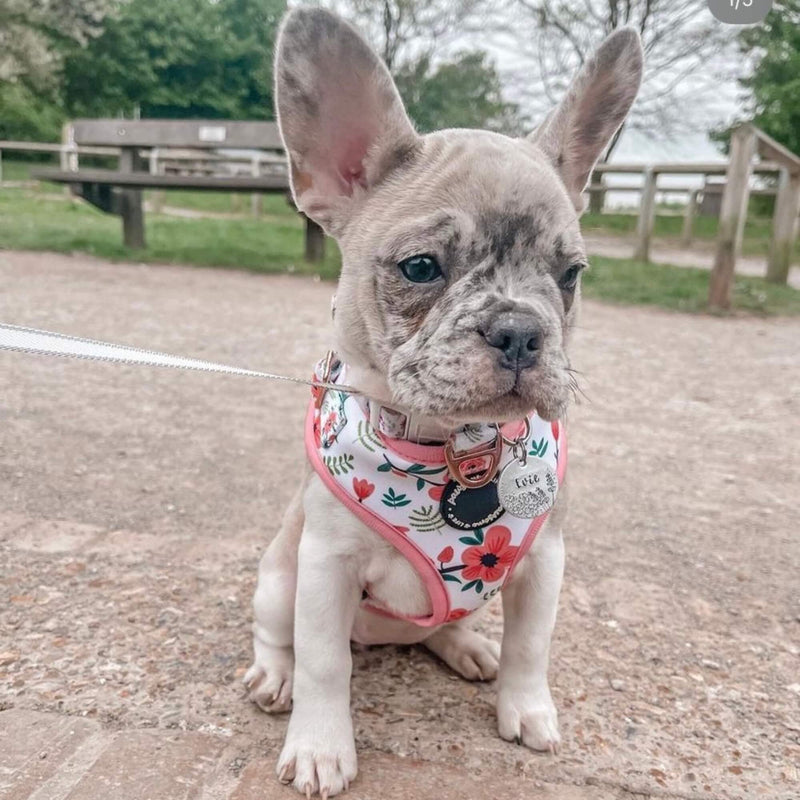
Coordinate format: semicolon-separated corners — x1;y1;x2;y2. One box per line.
529;28;643;212
274;8;419;233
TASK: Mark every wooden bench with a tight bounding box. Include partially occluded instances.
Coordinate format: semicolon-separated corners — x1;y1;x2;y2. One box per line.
32;119;325;262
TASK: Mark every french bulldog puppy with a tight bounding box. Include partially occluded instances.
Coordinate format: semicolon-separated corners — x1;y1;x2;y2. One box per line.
245;7;642;797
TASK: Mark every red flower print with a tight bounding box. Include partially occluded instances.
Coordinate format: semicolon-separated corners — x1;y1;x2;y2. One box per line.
437;546;454;564
551;420;560;440
394;526;409;534
352;477;375;502
428;484;446;501
447;608;469;622
322;410;338;435
462;525;518;582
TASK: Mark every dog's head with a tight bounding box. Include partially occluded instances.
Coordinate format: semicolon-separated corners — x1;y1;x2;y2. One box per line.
275;8;642;423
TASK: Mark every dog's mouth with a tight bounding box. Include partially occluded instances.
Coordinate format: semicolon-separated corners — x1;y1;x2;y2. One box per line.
406;380;565;425
387;349;572;425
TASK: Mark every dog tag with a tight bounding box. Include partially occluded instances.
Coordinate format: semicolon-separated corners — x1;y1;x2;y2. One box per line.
440;478;505;531
497;457;557;518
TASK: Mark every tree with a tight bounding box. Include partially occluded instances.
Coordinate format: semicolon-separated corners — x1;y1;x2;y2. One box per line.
0;0;111;140
503;0;735;159
61;0;285;119
329;0;485;70
394;51;523;133
738;0;800;156
0;0;109;90
329;0;523;133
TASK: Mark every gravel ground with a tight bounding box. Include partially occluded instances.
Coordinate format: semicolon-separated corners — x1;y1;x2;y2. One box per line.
1;249;798;799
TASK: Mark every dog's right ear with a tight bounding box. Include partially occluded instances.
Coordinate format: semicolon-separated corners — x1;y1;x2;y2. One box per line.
274;8;419;234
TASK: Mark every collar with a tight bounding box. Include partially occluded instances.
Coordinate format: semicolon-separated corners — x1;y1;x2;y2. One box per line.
362;397;449;444
314;351;530;488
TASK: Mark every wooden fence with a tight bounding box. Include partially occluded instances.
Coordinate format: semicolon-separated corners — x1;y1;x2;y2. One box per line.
3;123;798;309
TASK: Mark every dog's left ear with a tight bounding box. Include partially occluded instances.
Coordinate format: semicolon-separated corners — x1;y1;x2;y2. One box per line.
274;8;419;234
530;28;643;212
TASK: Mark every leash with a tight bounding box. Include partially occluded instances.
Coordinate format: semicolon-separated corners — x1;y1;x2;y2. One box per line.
0;322;362;395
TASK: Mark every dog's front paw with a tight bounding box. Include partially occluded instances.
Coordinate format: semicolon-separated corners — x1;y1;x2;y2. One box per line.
277;716;358;798
497;686;560;754
243;639;294;713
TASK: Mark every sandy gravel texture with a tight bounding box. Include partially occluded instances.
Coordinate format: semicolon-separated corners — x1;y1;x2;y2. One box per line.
1;249;798;800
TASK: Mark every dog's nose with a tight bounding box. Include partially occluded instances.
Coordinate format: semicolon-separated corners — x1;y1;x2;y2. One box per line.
483;313;541;370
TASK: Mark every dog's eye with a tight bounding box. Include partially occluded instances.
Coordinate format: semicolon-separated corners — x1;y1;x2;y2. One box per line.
398;255;442;283
559;263;585;292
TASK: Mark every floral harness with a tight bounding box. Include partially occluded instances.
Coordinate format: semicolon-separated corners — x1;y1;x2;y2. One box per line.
306;355;567;627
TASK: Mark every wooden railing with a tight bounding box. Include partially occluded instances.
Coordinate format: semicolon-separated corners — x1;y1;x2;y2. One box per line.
4;124;799;305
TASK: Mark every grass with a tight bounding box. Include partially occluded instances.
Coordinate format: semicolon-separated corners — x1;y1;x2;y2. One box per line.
0;186;342;279
145;189;294;216
582;256;800;316
0;171;798;316
581;210;800;262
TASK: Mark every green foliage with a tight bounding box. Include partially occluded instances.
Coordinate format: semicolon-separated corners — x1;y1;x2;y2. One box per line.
580;210;798;262
736;0;800;155
582;256;800;316
2;182;797;316
61;0;285;119
0;0;110;90
394;51;523;134
0;83;64;142
0;185;342;278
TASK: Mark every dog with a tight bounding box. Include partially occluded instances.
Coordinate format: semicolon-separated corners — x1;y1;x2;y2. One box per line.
244;7;642;796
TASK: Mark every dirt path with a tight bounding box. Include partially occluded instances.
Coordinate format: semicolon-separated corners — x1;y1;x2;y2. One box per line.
584;231;800;289
1;250;798;800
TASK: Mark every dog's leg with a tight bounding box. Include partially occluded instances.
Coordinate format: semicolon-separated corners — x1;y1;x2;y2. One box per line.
243;484;304;713
277;481;360;797
496;518;564;753
423;622;500;681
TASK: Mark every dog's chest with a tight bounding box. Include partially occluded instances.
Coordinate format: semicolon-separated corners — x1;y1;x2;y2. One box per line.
352;543;434;645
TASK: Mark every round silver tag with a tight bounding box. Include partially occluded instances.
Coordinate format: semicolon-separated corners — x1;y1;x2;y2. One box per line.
497;457;558;518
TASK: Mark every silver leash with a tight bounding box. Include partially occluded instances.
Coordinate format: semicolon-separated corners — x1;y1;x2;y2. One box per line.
0;322;362;395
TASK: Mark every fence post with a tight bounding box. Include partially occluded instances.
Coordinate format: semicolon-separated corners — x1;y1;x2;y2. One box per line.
766;167;800;285
588;170;605;213
251;156;262;218
709;125;756;310
633;167;657;261
681;189;699;247
304;216;325;263
149;147;165;215
119;147;146;249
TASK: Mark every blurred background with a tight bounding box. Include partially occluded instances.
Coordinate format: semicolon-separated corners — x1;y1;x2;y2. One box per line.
0;0;798;313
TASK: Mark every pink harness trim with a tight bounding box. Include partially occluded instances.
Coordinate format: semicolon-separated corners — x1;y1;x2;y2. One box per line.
305;396;568;628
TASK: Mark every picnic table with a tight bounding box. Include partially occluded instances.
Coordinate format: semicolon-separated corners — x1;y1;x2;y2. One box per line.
32;119;326;262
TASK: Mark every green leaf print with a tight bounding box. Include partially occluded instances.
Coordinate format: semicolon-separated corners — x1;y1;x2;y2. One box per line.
458;528;484;546
408;505;445;532
529;438;548;458
354;420;386;453
382;487;412;508
323;453;355;476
